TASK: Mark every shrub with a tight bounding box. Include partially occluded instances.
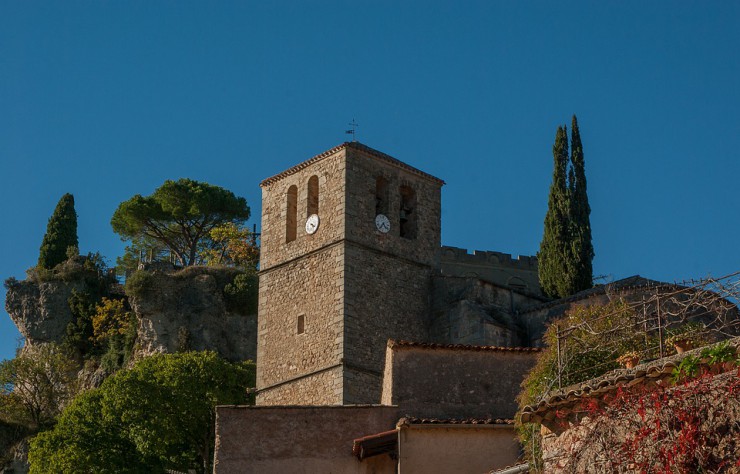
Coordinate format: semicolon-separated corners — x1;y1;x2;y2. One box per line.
3;277;19;290
223;272;258;314
124;270;154;299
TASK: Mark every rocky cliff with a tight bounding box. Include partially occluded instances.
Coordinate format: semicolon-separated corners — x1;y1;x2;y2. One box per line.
127;265;257;362
5;279;88;346
4;265;257;363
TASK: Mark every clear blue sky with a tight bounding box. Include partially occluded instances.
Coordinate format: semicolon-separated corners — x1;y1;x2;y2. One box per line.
2;2;739;361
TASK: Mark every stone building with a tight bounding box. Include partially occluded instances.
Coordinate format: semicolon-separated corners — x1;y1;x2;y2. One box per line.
215;142;557;472
255;141;547;407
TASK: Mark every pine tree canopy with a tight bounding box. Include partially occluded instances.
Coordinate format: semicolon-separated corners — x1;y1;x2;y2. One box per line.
538;116;594;298
38;193;79;269
111;179;251;267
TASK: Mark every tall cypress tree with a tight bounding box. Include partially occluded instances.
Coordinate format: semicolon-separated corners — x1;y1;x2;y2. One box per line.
38;193;78;269
538;126;571;298
568;115;594;292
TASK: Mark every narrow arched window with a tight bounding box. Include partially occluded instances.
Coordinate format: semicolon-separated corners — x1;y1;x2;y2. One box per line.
399;185;417;239
375;177;389;216
286;185;298;243
307;175;319;217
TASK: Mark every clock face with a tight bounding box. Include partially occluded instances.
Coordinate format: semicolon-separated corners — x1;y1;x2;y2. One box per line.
375;214;390;233
305;214;320;234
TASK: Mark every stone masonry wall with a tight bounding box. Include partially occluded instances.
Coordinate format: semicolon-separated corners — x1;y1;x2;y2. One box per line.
344;146;442;268
256;244;344;403
256;366;344;406
343;244;433;404
440;246;540;294
259;148;346;270
381;343;540;419
257;146;348;405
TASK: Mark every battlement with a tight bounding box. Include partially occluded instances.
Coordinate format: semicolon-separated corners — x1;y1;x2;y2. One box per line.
440;246;538;270
439;246;541;295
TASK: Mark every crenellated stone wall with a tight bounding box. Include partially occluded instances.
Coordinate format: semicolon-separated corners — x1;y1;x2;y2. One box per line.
440;246;540;294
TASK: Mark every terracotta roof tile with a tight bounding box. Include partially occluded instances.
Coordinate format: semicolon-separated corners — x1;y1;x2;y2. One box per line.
260;141;445;187
387;340;543;353
398;416;515;426
519;337;740;424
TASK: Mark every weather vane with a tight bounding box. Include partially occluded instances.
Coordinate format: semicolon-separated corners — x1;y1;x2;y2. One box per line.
345;119;359;142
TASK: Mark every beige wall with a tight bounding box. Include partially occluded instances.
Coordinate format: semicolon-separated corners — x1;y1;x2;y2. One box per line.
214;405;400;474
398;425;520;474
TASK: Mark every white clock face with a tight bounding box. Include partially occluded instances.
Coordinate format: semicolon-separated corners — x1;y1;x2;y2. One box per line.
375;214;390;233
305;214;320;234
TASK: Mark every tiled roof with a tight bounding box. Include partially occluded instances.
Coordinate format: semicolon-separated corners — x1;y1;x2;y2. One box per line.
398;416;515;426
352;429;397;460
260;141;445;187
387;340;543;353
519;337;740;424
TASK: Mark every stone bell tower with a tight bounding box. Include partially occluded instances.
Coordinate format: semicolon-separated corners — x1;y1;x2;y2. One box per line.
256;142;443;405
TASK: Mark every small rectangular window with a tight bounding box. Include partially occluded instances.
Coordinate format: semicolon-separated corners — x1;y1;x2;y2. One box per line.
297;314;305;334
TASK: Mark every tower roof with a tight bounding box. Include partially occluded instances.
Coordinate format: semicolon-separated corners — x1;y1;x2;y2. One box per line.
260;141;445;187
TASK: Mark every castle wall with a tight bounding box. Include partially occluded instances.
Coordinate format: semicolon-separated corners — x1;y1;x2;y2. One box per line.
440;245;540;294
430;276;543;347
256;244;345;405
214;405;400;474
381;342;540;419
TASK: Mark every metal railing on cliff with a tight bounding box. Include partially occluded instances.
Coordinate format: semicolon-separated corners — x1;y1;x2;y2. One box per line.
546;271;740;395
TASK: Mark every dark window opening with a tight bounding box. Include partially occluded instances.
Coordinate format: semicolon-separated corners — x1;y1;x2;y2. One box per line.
297;314;305;334
307;175;319;217
399;185;417;239
286;185;298;243
375;176;389;215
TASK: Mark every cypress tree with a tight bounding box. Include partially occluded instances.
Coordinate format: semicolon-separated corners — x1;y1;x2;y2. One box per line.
568;115;594;292
538;126;571;298
38;193;78;269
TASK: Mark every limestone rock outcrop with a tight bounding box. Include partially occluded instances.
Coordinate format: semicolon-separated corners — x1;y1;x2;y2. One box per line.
5;279;87;347
4;266;257;363
128;267;256;363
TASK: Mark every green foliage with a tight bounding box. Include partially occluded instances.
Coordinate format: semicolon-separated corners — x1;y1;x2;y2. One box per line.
93;298;138;372
64;290;97;356
111;179;251;267
538;126;571;298
700;340;737;365
202;222;260;269
665;321;710;348
538;116;594;298
38;194;79;270
3;277;19;290
518;300;641;469
28;352;256;474
124;270;154;299
567;115;594;292
671;355;702;383
0;344;79;429
26;252;114;292
115;235;170;276
223;271;259;314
